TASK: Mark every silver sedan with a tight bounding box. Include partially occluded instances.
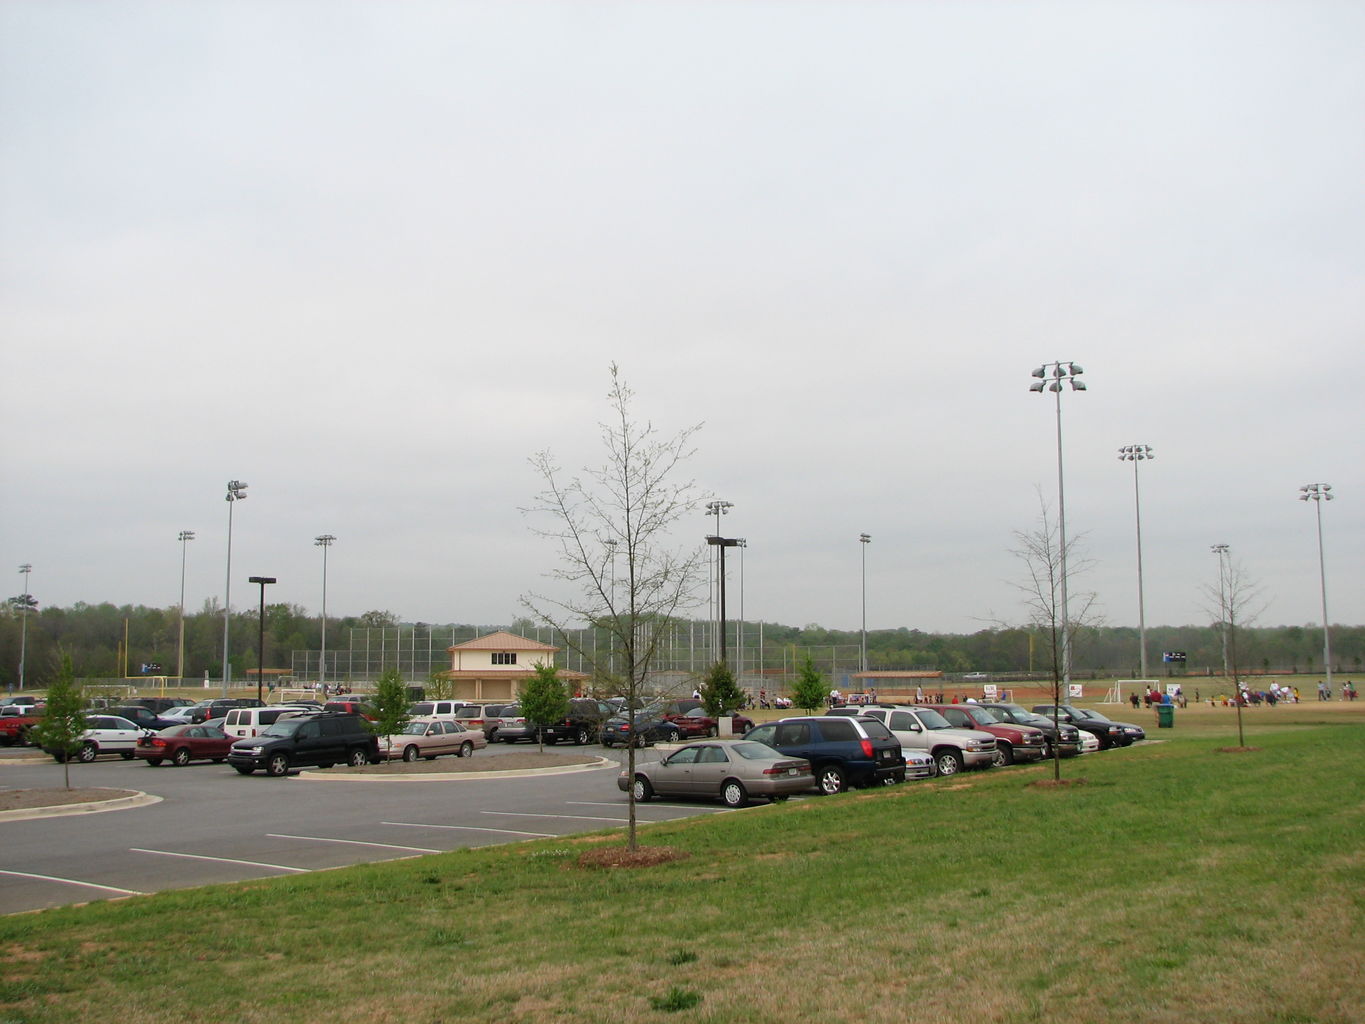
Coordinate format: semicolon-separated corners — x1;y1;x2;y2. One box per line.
617;739;815;807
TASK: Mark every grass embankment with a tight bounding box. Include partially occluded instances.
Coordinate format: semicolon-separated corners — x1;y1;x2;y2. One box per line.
2;708;1361;1024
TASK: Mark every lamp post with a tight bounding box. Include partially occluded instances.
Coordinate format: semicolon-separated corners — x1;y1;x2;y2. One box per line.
221;480;248;692
1118;445;1153;677
17;564;32;690
177;531;195;680
705;500;733;662
1298;483;1335;692
315;535;335;691
859;534;871;674
737;538;747;682
1211;544;1231;679
705;535;741;667
1029;362;1086;689
249;576;276;703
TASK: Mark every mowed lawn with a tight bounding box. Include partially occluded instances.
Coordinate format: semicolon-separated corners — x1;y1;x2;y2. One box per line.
1;703;1361;1024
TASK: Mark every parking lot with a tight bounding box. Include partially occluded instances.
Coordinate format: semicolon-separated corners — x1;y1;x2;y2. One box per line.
0;744;736;916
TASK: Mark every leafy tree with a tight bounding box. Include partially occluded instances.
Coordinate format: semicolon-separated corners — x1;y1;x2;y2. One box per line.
29;652;86;789
523;364;704;850
519;663;569;753
425;669;455;700
369;667;410;739
358;610;399;629
699;662;744;717
790;655;828;712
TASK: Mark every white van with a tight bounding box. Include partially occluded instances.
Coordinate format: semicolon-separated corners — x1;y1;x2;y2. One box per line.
222;705;315;739
407;699;464;719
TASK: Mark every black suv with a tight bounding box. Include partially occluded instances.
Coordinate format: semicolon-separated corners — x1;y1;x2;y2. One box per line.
539;698;615;745
228;713;380;776
743;716;904;794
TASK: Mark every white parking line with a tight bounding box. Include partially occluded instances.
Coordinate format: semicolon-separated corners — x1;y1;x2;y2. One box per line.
0;869;146;896
130;848;308;873
266;834;440;854
482;810;627;823
383;821;557;838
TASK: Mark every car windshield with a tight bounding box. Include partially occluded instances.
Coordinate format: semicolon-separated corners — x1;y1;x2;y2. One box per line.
400;722;429;735
731;742;781;760
260;720;307;738
916;709;953;729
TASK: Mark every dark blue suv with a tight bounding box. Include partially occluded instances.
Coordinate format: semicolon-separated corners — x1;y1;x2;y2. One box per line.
743;716;904;794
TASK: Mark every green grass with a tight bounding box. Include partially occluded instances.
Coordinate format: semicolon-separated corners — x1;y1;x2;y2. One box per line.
1;708;1362;1023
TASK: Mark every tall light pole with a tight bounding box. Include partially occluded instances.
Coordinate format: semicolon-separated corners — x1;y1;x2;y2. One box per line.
17;564;32;690
249;575;276;702
1211;544;1231;679
1029;362;1085;689
705;535;741;667
315;535;335;690
177;531;195;680
859;534;871;674
1118;445;1153;677
705;500;733;662
221;480;248;691
1298;483;1335;691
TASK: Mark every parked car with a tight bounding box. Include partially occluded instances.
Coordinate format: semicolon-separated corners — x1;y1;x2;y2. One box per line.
136;723;237;766
127;697;193;714
190;698;265;724
379;718;487;761
322;699;376;720
221;705;316;739
228;713;381;776
618;739;816;807
977;702;1082;758
111;705;180;732
927;703;1049;765
676;706;756;737
0;704;44;746
600;706;684;748
490;705;536;744
835;705;995;777
46;715;142;762
742;715;905;794
158;704;202;725
538;698;616;745
451;703;505;735
407;699;467;720
1032;705;1145;748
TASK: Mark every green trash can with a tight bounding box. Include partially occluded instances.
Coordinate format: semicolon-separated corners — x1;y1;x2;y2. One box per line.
1156;704;1174;729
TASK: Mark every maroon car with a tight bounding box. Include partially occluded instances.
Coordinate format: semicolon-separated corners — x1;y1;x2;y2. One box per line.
670;704;755;738
927;703;1049;766
136;724;237;767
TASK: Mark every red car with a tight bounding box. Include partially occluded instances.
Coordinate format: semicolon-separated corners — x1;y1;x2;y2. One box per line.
0;705;44;746
669;704;755;738
135;724;237;766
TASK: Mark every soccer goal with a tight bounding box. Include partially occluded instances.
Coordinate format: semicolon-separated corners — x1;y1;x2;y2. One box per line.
1108;679;1160;704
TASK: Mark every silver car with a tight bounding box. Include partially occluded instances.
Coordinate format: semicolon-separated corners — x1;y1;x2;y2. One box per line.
616;739;815;807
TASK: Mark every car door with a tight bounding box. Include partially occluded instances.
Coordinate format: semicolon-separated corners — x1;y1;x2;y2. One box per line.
689;744;732;796
654;744;701;795
883;709;929;752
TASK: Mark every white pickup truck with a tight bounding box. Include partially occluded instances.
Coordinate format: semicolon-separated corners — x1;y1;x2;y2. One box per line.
831;705;997;776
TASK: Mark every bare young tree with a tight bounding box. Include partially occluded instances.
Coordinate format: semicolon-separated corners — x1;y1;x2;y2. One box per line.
523;364;704;850
1203;550;1265;748
1010;491;1101;781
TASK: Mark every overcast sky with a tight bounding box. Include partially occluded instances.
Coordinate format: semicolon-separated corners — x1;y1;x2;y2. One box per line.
2;2;1361;642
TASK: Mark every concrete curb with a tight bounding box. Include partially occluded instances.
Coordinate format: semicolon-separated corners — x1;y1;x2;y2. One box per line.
0;791;163;823
299;756;617;782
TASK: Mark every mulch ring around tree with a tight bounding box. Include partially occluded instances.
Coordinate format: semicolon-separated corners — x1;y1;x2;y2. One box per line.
1215;746;1261;754
0;788;137;812
321;752;600;775
577;845;690;869
1026;778;1089;790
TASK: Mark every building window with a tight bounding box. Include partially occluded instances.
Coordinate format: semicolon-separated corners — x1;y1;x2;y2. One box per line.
492;652;517;666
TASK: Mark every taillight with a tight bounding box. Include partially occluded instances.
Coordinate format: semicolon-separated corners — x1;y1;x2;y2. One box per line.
860;739;874;758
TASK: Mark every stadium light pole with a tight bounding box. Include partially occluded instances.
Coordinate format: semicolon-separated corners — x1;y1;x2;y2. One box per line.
1118;445;1153;678
705;535;741;667
1029;362;1085;690
249;576;276;703
705;500;733;662
17;564;32;690
1298;483;1335;692
221;480;248;693
315;535;335;691
1211;544;1231;679
177;531;195;680
859;534;871;674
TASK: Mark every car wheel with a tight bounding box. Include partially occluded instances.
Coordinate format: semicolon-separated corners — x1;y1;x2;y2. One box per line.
347;748;369;768
721;779;748;808
817;765;846;795
632;775;654;801
233;764;254;775
266;753;290;777
51;750;67;763
120;751;135;760
172;747;192;767
459;741;474;758
601;739;614;748
573;727;589;746
146;758;163;766
1041;739;1054;759
633;733;647;748
666;729;681;743
77;743;98;763
935;749;964;776
992;744;1014;767
402;745;420;763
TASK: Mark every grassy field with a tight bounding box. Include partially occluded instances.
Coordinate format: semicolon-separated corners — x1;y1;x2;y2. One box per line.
1;703;1361;1024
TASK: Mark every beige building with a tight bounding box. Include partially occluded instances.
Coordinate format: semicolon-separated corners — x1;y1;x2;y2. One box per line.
439;630;587;702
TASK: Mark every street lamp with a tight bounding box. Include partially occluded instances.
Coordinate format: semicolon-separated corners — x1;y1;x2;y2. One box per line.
1211;544;1231;679
859;534;871;674
221;480;248;692
1298;483;1335;692
177;531;195;680
315;535;335;691
249;576;276;702
1029;362;1086;688
705;500;733;661
17;564;32;690
705;535;742;666
1118;445;1153;677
